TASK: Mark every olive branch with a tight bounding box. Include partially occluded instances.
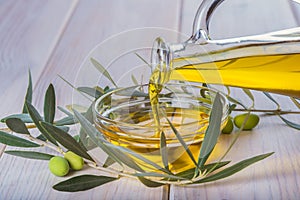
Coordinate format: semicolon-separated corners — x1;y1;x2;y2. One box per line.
0;57;299;192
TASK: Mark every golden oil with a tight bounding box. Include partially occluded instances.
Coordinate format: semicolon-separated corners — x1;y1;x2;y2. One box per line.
170;53;300;97
96;105;217;173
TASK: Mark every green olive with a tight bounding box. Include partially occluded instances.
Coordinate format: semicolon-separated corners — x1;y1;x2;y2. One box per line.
64;151;84;170
48;156;69;177
234;113;260;130
222;117;234;134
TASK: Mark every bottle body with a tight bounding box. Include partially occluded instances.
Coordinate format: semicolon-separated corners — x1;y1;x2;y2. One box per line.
151;27;300;98
168;31;300;97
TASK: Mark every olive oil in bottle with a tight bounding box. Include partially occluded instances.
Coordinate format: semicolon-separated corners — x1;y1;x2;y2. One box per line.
169;53;300;98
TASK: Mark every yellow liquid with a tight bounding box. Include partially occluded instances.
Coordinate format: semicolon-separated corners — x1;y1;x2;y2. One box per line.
97;106;212;173
170;53;300;97
148;67;169;138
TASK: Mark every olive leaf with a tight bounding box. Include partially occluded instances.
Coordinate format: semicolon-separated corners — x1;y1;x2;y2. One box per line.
1;113;33;123
193;152;274;184
83;103;94;123
103;145;145;172
226;95;247;109
56;125;70;133
37;134;47;141
5;118;30;134
55;107;78;126
105;142;173;174
174;161;230;179
77;103;95;151
290;97;300;109
53;175;118;192
0;131;39;147
197;93;223;168
135;52;151;68
228;104;237;114
103;156;116;168
90;57;117;87
71;135;79;142
115;87;148;97
77;87;103;98
40;122;94;161
137;177;165;188
263;92;280;109
78;128;96;151
73;109;110;147
131;74;139;85
278;115;300;130
242;89;254;103
25;101;57;145
160;131;169;171
66;104;89;113
54;116;77;126
95;86;105;94
73;110;121;162
22;69;33;114
58;75;93;102
5;150;54;160
73;109;145;172
261;93;300;130
58;106;73;116
165;117;198;168
44;84;56;123
202;160;231;171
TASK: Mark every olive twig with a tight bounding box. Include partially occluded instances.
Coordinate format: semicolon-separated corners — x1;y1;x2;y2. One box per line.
25;134;65;154
84;160;137;180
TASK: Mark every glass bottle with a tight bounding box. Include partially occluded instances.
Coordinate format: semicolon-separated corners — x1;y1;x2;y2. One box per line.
151;0;300;97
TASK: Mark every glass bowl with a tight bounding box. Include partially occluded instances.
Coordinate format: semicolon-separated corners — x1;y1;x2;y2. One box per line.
93;83;229;173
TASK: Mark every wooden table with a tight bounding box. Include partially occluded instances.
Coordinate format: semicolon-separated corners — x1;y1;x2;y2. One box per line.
1;0;300;199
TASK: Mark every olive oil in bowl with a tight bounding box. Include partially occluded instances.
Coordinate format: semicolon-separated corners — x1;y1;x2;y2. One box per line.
94;84;229;173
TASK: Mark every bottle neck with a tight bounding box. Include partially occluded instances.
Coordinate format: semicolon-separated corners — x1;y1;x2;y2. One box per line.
150;0;221;74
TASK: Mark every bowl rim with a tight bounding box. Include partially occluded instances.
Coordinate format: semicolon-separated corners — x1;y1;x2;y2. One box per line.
93;83;229;130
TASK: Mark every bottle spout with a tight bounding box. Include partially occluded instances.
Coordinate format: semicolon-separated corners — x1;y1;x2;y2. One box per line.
151;37;172;73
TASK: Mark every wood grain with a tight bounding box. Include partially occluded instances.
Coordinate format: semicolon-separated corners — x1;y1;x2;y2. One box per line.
0;0;77;117
0;0;77;154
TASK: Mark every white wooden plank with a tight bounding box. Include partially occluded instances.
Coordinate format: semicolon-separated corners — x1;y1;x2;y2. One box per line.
0;0;77;119
289;0;300;25
0;151;163;199
0;0;182;199
33;0;183;109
